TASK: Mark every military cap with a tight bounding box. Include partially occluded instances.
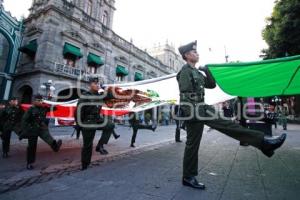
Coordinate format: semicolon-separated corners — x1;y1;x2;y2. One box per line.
178;41;197;58
9;97;18;101
89;77;99;84
34;94;44;101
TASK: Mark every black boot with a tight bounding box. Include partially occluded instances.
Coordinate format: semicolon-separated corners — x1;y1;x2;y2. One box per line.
26;164;34;170
95;144;108;155
130;143;135;148
81;163;89;171
152;124;157;132
51;140;62;152
261;133;287;157
2;152;8;158
182;177;205;190
240;142;249;146
113;134;120;140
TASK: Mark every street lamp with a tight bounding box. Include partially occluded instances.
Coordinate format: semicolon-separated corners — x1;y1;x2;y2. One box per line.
271;96;282;109
40;80;56;100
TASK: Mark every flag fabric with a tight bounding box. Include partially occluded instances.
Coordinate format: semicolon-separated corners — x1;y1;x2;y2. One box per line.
21;73;235;126
207;55;300;97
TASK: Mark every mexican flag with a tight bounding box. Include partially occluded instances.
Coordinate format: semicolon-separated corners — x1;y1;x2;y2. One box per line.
21;55;300;126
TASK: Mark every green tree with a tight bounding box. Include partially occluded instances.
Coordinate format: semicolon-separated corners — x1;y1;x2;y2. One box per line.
262;0;300;59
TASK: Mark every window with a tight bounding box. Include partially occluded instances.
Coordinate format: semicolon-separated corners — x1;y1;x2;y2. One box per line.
102;11;109;26
88;66;97;74
85;0;93;15
64;56;76;67
0;33;10;73
116;75;124;82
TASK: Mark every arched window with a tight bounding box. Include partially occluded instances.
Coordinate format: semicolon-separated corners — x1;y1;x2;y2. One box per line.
0;33;10;73
85;0;93;15
102;11;109;26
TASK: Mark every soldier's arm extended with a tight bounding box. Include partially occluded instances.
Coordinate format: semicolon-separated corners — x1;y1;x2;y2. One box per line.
200;66;216;89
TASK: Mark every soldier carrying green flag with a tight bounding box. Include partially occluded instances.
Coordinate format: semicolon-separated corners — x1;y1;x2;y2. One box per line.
177;41;287;190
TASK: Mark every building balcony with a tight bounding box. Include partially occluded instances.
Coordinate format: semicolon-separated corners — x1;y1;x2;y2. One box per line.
54;62;104;82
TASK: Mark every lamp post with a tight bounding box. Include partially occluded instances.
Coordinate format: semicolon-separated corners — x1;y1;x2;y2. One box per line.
40;80;55;100
271;96;282;109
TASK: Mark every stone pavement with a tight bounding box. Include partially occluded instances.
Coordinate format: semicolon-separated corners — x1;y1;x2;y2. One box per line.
1;124;300;200
0;123;185;193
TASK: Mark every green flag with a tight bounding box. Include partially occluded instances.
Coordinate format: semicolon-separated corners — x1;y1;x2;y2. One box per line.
207;55;300;97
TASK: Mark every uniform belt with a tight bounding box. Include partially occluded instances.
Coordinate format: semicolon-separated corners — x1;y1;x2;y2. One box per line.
180;92;204;102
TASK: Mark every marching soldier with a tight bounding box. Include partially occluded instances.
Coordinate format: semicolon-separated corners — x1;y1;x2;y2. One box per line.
77;77;114;170
0;97;24;158
129;112;156;148
177;41;287;189
20;94;62;170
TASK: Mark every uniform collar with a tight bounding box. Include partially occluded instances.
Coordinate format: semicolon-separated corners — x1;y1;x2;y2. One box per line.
185;63;197;69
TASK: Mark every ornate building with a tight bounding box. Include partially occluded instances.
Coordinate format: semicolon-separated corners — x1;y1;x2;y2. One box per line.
0;1;22;100
148;42;184;72
12;0;176;102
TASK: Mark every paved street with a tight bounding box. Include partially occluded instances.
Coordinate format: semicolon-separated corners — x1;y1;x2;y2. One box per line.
0;123;300;200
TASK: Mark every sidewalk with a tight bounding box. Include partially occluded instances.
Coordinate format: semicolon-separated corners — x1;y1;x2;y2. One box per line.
1;124;300;199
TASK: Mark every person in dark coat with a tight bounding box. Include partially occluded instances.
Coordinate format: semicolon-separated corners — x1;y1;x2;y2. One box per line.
20;94;62;170
0;97;24;158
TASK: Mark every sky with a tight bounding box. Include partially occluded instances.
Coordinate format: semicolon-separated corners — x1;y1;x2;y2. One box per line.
3;0;276;65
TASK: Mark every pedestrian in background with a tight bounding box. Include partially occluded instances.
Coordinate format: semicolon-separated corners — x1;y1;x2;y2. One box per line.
0;97;24;158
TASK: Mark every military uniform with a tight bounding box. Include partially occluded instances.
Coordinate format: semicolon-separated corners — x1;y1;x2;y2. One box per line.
21;96;62;168
177;41;286;184
129;112;155;147
0;104;24;157
77;89;114;169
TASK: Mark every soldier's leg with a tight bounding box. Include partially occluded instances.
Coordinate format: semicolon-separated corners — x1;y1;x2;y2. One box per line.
76;127;81;139
183;121;204;178
27;137;38;165
204;118;264;149
39;128;62;152
81;129;96;166
175;120;181;141
131;128;138;146
97;121;114;146
2;130;12;156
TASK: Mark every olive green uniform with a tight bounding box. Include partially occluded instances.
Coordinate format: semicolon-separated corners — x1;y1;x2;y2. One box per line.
77;90;114;166
21;105;58;164
129;113;153;145
0;105;24;154
177;64;265;178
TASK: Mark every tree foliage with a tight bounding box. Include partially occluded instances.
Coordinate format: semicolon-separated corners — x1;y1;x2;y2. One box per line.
262;0;300;59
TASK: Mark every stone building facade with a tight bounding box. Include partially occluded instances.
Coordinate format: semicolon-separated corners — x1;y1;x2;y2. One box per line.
0;1;22;100
12;0;178;103
148;43;185;73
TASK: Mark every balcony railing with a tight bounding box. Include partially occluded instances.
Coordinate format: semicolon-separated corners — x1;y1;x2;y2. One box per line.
53;62;104;82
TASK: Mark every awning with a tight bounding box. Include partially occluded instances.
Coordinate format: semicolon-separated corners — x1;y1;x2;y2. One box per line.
87;53;104;66
116;65;129;76
207;55;300;97
63;43;83;59
19;40;38;56
134;72;144;81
